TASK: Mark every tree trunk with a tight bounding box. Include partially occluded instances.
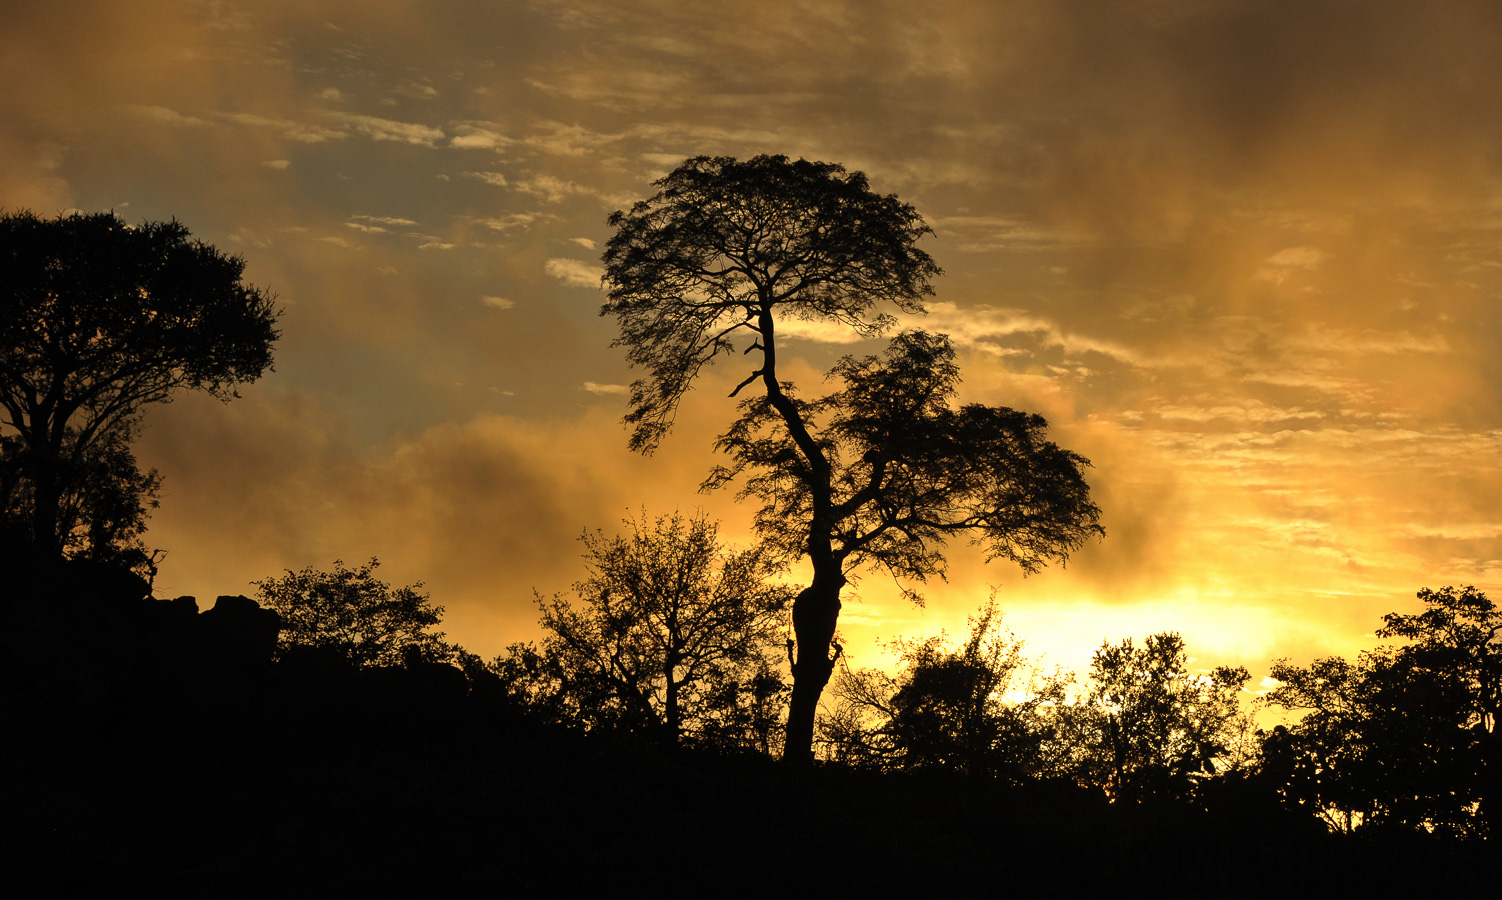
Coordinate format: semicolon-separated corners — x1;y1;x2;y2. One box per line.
29;453;64;561
782;574;844;765
664;664;681;748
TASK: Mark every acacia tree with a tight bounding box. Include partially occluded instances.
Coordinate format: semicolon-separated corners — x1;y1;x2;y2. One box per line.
602;155;1104;762
535;511;793;750
0;211;279;563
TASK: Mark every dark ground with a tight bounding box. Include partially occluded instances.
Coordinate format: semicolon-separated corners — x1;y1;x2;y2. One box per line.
5;586;1490;896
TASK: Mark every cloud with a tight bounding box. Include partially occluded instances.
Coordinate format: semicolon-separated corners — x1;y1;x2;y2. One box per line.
1257;246;1325;284
1267;247;1324;269
261;159;290;169
481;295;514;309
545;258;602;288
218;112;348;143
472;212;552;232
1155;403;1325;425
570;237;596;250
523;120;619;156
464;171;509;186
124;105;208;127
328;113;444;146
353;214;418;226
582;382;626;395
283;123;348;143
392;82;439;101
1288;325;1452;355
450;123;513;150
514;174;591;203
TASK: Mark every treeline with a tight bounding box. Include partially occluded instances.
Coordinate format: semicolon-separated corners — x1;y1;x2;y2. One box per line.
7;515;1494;891
53;503;1481;843
13;508;1495;842
480;514;1499;841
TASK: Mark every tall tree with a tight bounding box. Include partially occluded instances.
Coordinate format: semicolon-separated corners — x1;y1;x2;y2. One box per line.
602;155;1104;762
535;511;793;750
0;211;279;562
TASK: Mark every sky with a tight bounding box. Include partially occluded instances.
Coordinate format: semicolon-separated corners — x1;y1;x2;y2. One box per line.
4;0;1501;683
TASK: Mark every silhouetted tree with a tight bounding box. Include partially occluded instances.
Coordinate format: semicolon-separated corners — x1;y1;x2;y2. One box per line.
603;155;1103;762
1;417;161;581
1266;586;1497;836
535;511;793;750
1073;632;1253;802
252;558;450;668
0;211;278;563
823;599;1070;780
1382;585;1499;834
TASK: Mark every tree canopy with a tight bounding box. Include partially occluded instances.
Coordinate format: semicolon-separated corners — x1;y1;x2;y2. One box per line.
532;511;793;750
1;416;161;578
602;155;1103;762
603;154;940;454
824;599;1068;779
1076;632;1253;802
253;558;450;668
1265;585;1498;836
0;210;279;562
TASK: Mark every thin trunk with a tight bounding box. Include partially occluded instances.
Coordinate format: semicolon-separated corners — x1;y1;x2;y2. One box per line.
665;658;681;747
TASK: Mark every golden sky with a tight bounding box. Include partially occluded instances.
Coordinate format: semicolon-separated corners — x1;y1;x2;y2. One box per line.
4;0;1501;681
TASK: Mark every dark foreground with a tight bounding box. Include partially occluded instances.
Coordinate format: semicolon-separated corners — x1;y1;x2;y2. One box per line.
10;682;1489;896
4;589;1489;896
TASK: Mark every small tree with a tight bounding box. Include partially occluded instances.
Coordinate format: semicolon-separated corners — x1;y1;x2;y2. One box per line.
253;558;449;668
535;511;793;750
824;599;1069;780
603;155;1103;762
1074;632;1253;802
0;211;279;563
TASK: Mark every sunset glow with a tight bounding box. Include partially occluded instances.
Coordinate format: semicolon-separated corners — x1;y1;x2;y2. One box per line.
6;0;1500;683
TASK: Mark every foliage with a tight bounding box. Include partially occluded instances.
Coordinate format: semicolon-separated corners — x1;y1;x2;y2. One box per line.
822;599;1070;780
533;511;794;751
602;154;1103;762
1072;632;1253;802
602;154;940;455
0;210;279;561
253;558;450;668
706;330;1105;585
1264;586;1498;836
1380;585;1500;740
1;418;161;580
